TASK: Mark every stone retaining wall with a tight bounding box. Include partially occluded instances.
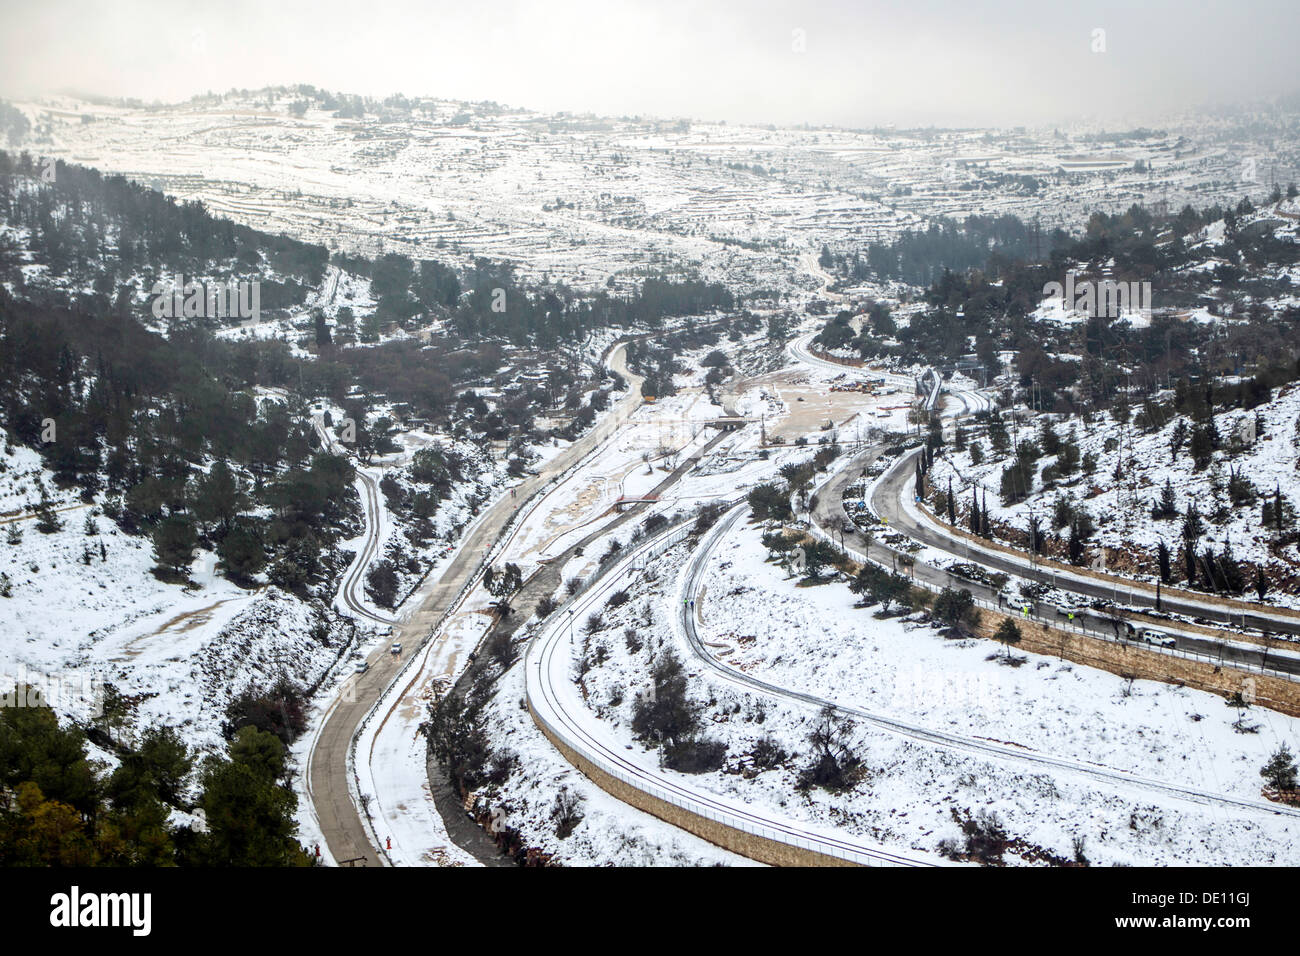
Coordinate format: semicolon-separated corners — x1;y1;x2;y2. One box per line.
529;702;856;867
974;610;1300;718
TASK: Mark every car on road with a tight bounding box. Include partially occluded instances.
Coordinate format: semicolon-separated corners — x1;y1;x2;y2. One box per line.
354;660;369;674
1141;629;1176;648
390;641;402;655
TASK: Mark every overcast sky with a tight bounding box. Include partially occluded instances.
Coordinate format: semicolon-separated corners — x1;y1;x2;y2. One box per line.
2;0;1296;127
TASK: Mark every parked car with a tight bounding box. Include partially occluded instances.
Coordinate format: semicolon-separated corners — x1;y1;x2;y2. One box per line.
354;660;369;674
1141;629;1176;648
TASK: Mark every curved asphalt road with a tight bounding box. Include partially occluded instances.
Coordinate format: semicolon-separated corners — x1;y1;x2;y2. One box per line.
869;449;1300;651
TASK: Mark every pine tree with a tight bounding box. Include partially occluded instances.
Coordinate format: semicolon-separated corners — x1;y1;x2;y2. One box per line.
1200;547;1219;592
947;478;956;524
1153;478;1177;519
34;489;62;534
151;516;196;577
1262;484;1291;533
1169;418;1187;462
1190;421;1215;470
1260;745;1298;792
995;618;1021;658
1181;502;1203;548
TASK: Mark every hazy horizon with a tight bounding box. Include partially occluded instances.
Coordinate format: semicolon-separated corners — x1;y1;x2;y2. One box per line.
3;0;1299;130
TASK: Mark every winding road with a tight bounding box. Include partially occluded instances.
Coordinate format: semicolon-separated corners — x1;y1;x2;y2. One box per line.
524;510;938;866
802;446;1300;678
869;448;1300;645
308;342;650;865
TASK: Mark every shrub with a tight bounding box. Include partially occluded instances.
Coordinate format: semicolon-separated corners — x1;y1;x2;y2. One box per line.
750;735;789;771
664;736;728;774
642;513;669;537
550;787;585;839
796;706;862;793
956;808;1008;865
223;677;308;746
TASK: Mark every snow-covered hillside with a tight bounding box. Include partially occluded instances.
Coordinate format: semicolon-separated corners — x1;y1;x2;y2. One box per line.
927;384;1300;604
501;513;1300;866
13;90;1296;298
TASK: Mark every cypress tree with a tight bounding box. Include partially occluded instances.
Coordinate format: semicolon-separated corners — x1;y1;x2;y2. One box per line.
1156;539;1171;583
1068;520;1083;565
